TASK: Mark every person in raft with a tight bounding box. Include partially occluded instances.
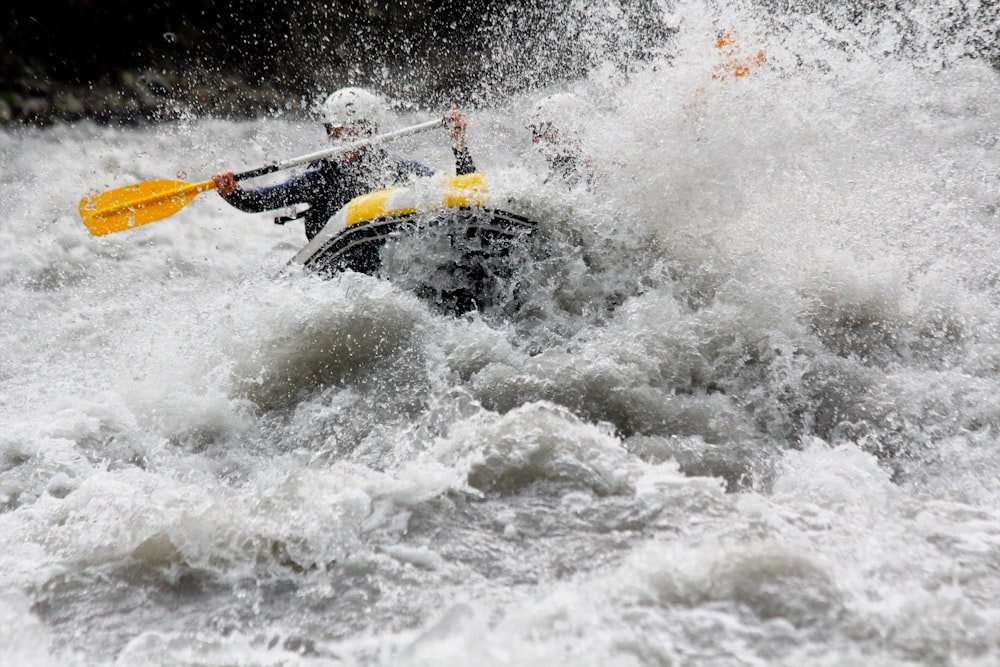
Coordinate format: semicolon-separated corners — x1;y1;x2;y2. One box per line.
212;87;476;240
525;92;594;189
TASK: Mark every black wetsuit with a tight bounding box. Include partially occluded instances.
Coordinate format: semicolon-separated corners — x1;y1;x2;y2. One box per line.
546;153;593;189
221;146;476;240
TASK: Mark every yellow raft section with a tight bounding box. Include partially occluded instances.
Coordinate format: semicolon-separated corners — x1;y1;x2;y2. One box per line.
344;172;487;227
289;172;491;268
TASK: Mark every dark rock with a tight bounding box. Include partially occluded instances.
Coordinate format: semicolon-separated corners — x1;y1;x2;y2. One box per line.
53;91;86;118
18;96;51;121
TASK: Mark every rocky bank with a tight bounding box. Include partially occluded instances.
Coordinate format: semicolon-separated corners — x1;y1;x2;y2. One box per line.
4;1;995;127
1;0;672;126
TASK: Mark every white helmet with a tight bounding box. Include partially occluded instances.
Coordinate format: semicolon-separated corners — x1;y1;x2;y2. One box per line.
319;87;388;131
526;92;591;145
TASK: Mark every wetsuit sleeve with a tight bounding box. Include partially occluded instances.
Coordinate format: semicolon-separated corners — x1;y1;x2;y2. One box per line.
394;159;435;180
453;146;476;175
220;168;323;213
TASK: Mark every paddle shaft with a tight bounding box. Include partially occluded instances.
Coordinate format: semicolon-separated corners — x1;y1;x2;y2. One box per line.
79;117;448;236
233;118;445;182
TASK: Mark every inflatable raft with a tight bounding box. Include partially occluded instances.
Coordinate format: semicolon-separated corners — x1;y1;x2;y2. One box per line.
288;173;537;313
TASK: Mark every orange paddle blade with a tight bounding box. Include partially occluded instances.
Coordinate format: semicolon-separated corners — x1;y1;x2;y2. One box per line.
79;178;217;236
711;30;765;82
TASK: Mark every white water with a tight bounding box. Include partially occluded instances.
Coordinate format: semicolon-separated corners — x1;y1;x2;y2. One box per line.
3;2;1000;665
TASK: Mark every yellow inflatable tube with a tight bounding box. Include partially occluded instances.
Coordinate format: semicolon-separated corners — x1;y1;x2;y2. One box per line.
287;172;533;278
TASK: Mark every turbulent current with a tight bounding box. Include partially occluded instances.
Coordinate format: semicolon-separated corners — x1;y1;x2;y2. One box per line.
3;2;1000;665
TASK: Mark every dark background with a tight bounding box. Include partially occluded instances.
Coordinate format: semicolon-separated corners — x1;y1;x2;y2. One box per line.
0;0;673;125
3;1;996;126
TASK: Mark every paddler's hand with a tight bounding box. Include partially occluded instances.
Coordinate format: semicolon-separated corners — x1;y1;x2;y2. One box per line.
212;171;238;196
444;105;468;151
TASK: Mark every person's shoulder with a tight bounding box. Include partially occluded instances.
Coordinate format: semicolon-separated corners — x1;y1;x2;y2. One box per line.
394;157;434;177
304;159;343;179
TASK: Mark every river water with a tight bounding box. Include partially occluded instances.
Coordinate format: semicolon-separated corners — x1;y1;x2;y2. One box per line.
3;2;1000;665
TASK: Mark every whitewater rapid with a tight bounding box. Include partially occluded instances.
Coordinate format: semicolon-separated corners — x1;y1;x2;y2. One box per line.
3;3;1000;665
